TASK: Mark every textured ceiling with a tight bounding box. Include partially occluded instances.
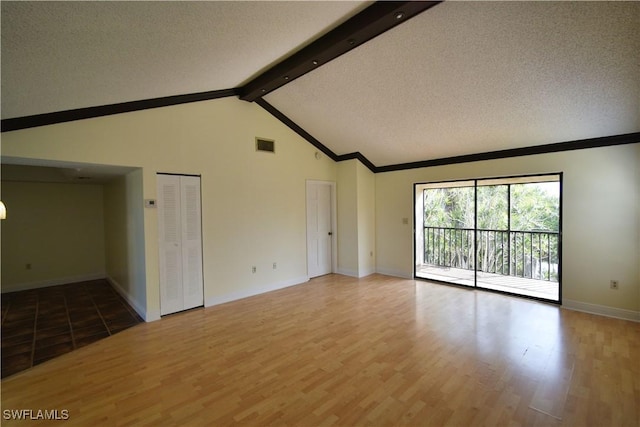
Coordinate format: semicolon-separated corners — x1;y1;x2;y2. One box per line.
266;1;640;166
1;1;367;119
1;1;639;168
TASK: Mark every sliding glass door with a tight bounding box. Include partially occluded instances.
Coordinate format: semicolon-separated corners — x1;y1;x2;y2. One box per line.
415;174;561;303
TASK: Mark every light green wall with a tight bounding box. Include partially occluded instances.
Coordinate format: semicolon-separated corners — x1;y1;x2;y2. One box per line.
337;159;376;277
337;160;358;276
103;176;127;292
375;143;640;313
1;181;105;291
1;97;337;320
103;170;146;317
2;95;637;318
357;161;376;277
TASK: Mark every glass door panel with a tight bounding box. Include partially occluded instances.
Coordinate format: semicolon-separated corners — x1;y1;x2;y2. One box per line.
416;181;475;287
415;175;561;303
476;184;509;277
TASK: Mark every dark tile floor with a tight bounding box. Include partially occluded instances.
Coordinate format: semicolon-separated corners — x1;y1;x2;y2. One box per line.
1;279;143;379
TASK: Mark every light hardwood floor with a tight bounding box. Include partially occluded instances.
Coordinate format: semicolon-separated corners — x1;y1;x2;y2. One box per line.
1;274;639;426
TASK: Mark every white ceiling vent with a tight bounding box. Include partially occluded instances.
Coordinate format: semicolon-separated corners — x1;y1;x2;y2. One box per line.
256;137;275;153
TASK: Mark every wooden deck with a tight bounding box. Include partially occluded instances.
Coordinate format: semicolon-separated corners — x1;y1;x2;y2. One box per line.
417;265;559;300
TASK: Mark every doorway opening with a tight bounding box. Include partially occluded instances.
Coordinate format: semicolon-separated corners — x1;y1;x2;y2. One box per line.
414;174;562;303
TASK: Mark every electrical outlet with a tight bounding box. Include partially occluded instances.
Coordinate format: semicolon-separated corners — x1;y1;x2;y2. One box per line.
610;280;619;290
252;266;257;274
273;262;277;269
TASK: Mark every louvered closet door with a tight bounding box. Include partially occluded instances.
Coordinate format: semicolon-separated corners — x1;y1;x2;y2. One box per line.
158;174;204;316
180;176;204;310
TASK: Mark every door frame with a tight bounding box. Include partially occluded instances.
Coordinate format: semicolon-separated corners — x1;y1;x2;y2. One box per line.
413;172;563;305
306;180;337;278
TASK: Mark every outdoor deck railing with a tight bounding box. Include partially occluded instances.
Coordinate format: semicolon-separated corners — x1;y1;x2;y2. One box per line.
424;226;559;281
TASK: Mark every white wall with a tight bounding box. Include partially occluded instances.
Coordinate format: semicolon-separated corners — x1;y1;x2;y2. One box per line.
1;97;337;320
375;143;640;317
1;181;106;292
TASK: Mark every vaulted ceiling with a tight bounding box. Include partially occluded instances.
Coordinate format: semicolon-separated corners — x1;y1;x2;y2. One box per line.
2;1;639;169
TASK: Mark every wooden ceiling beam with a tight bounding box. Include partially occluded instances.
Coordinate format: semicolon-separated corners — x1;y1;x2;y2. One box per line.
239;1;442;102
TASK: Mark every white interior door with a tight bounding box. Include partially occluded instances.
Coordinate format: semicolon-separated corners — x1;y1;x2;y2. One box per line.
158;174;203;315
307;181;333;278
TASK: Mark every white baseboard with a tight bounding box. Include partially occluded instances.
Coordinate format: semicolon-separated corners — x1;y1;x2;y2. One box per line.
335;269;377;278
206;276;309;307
1;273;106;293
562;299;640;322
375;268;413;279
106;276;147;321
336;268;359;278
358;268;376;278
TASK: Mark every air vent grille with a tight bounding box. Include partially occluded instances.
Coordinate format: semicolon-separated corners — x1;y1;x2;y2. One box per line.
256;138;275;153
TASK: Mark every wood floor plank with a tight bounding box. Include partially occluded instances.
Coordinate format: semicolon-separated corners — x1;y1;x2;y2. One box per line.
1;274;639;426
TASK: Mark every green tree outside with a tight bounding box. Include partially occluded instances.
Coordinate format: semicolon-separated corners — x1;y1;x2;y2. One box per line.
423;182;559;281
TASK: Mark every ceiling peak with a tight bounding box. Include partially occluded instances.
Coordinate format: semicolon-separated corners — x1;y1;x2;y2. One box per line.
239;1;442;102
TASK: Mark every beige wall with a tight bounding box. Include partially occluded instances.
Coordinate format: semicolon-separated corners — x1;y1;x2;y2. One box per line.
375;143;640;315
1;181;106;291
1;97;337;320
